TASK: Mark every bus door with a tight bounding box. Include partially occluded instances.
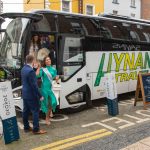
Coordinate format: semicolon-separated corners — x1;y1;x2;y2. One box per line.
58;34;87;109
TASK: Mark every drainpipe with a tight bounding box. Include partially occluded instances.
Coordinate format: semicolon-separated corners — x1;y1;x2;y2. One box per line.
78;0;83;14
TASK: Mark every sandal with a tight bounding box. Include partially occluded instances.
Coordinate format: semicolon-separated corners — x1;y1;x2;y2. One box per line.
33;129;47;134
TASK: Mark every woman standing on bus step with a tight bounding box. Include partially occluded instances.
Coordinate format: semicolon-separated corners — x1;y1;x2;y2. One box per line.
29;35;41;59
36;56;59;125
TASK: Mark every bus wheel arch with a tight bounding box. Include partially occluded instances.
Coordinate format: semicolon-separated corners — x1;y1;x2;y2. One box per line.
65;84;91;113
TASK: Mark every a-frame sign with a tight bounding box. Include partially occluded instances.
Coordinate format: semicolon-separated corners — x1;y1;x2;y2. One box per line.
134;73;150;109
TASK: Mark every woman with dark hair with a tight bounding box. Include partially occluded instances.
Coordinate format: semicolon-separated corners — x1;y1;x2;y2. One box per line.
29;35;41;59
36;56;59;125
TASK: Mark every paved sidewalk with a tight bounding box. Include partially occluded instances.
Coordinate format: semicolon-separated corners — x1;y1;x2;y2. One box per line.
121;137;150;150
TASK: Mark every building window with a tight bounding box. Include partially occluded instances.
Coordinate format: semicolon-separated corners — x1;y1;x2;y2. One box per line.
86;5;94;15
112;0;119;4
62;0;71;12
131;0;136;7
131;13;135;17
113;10;118;15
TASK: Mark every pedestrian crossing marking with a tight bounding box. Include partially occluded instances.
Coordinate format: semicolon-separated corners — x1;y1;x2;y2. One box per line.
32;129;112;150
82;122;117;131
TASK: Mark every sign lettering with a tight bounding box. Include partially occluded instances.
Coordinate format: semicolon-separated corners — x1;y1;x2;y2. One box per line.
95;52;150;86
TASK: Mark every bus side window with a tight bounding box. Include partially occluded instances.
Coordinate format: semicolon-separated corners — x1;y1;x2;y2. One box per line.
34;14;55;32
58;15;74;34
143;32;150;43
58;15;97;36
100;20;129;40
143;26;150;43
80;18;100;36
129;24;141;42
100;26;112;39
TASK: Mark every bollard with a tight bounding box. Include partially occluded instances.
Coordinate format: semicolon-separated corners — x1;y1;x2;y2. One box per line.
107;98;119;116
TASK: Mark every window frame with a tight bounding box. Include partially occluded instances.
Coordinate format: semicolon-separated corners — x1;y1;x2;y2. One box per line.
85;4;95;16
112;0;119;4
131;13;135;17
113;10;118;15
131;0;136;8
58;34;85;82
61;0;72;13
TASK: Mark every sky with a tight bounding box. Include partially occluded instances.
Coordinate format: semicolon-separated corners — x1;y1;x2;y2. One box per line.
2;0;23;29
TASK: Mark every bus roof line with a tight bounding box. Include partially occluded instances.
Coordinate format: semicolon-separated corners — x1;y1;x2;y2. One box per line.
0;12;43;22
29;9;150;26
101;13;150;24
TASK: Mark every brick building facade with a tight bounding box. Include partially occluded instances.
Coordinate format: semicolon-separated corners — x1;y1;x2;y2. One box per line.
141;0;150;20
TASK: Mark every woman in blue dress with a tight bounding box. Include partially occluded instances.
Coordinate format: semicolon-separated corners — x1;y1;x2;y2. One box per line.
36;56;59;125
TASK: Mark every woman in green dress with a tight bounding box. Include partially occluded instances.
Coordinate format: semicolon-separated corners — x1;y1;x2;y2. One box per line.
36;56;59;125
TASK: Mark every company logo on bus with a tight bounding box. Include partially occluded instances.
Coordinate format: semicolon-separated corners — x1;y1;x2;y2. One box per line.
95;51;150;86
112;43;141;51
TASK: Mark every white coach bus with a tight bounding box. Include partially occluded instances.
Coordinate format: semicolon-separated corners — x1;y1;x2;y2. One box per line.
0;10;149;112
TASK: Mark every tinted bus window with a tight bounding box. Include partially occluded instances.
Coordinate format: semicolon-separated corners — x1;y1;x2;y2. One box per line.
100;20;129;40
34;14;56;32
80;18;100;36
142;25;150;43
130;24;141;42
143;32;150;42
58;15;84;34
